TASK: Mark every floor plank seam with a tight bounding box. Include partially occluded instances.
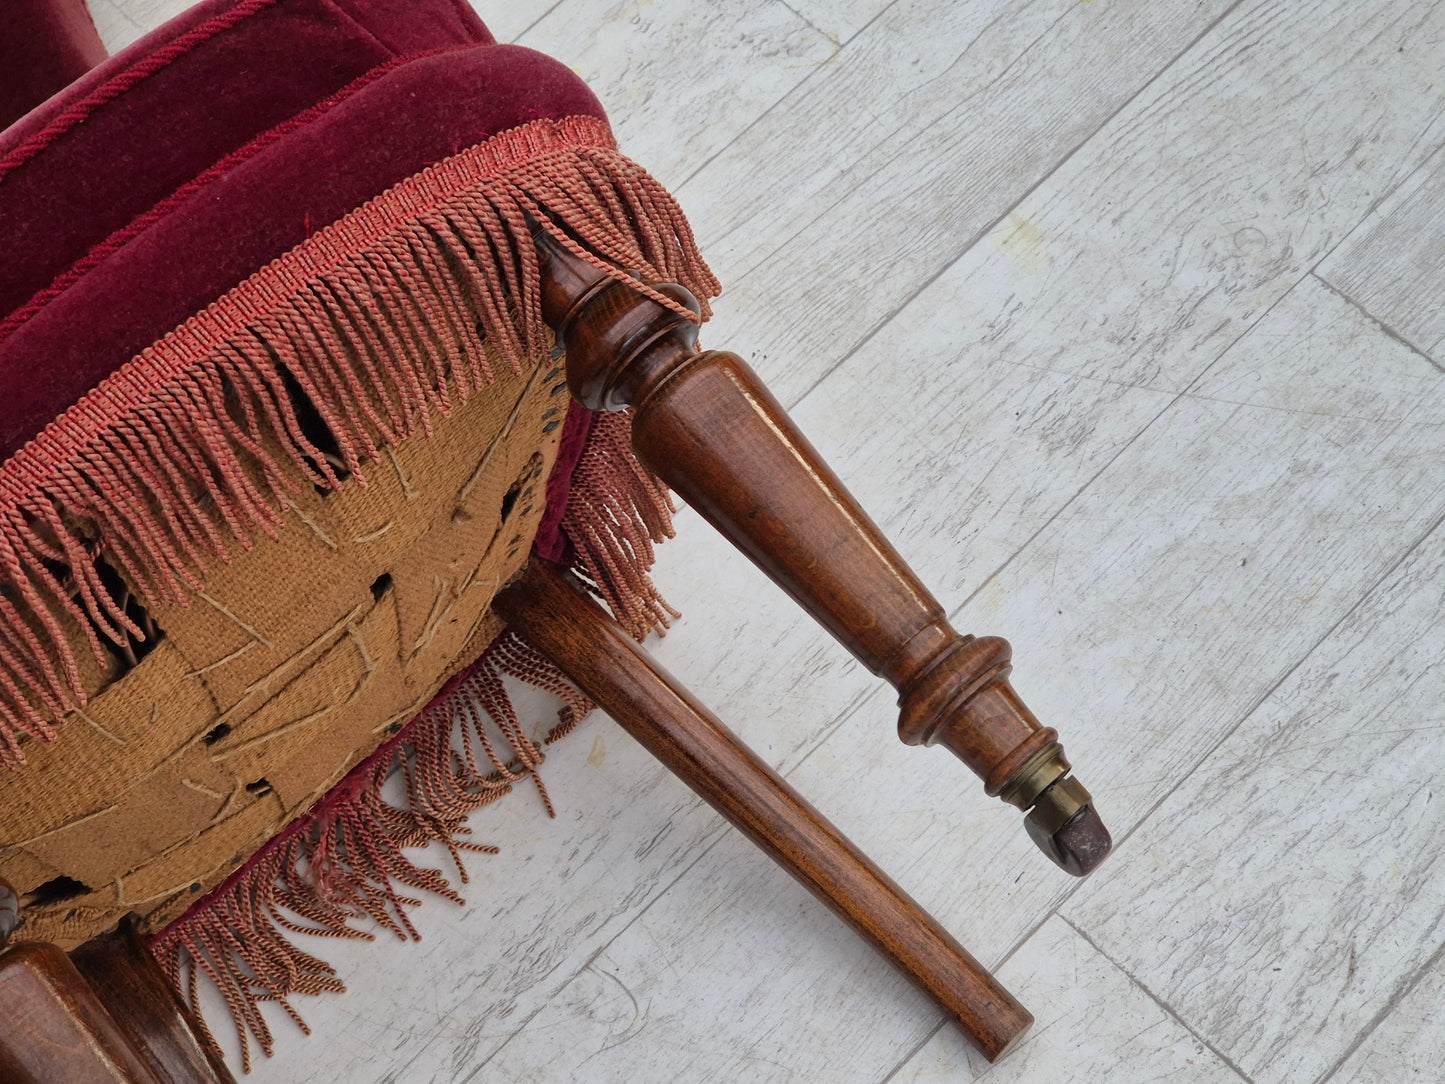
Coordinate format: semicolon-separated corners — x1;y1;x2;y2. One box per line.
1310;933;1445;1084
700;0;1081;287
1060;916;1255;1083
457;932;626;1083
1072;496;1445;914
509;1;565;44
778;0;1249;413
773;0;836;46
877;1018;948;1083
669;0;869;200
365;756;737;1084
1309;271;1445;376
939;261;1303;625
997;902;1064;979
1318;136;1445;255
460;810;737;1079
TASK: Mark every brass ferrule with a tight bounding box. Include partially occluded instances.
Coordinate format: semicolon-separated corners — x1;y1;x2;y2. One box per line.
995;741;1070;811
1026;775;1093;838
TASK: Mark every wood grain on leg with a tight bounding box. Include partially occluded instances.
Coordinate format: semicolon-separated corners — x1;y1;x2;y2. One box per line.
0;877;227;1083
493;560;1033;1062
532;227;1109;875
0;939;162;1084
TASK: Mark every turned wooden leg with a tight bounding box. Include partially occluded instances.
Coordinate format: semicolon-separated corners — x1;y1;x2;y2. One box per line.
493;561;1033;1063
532;227;1110;875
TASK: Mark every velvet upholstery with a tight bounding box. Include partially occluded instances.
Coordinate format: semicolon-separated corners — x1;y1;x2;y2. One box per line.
0;45;607;460
0;0;108;132
0;0;492;320
0;0;608;462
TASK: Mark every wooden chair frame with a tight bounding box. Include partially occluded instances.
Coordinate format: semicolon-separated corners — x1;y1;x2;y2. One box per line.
0;228;1112;1081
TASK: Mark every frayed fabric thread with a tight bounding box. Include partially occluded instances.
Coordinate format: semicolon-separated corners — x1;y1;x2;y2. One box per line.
148;631;596;1074
0;115;716;764
562;409;679;640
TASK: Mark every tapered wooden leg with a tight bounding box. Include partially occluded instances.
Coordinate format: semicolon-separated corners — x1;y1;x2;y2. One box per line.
493;560;1033;1063
532;227;1110;875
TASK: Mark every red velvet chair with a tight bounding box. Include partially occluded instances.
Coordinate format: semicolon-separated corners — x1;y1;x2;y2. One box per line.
0;2;1109;1078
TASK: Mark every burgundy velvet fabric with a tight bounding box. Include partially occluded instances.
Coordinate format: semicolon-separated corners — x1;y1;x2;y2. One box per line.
0;0;493;321
0;0;108;133
0;43;608;459
330;0;491;53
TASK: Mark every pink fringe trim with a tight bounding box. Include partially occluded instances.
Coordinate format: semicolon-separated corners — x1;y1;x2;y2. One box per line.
148;630;595;1073
0;115;717;765
562;411;679;640
141;413;681;1073
3;113;715;1070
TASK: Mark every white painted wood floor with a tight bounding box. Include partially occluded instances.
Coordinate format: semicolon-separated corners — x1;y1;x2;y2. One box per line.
94;1;1445;1080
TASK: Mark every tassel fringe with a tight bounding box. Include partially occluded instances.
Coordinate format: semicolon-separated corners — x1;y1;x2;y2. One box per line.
0;116;717;765
561;410;680;640
148;631;596;1074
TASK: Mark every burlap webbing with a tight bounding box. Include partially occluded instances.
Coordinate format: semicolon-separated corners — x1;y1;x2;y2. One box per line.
0;116;716;760
0;355;563;948
0;120;714;1065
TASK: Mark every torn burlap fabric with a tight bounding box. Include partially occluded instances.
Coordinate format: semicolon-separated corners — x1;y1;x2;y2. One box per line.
0;115;718;1070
